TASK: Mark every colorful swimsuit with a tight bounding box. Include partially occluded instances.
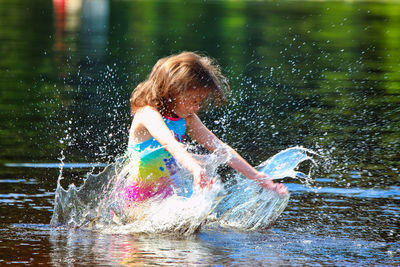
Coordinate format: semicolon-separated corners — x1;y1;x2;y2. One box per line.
125;116;186;203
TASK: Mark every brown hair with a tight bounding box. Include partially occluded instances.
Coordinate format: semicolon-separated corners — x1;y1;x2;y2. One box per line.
130;51;229;114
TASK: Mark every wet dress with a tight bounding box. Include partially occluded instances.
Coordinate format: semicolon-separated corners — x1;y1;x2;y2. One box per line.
125;116;186;203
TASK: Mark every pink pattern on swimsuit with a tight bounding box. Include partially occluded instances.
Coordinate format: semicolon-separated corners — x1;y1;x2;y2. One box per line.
124;178;173;205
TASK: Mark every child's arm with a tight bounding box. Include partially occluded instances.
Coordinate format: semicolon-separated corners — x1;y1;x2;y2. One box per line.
186;114;287;194
134;107;214;189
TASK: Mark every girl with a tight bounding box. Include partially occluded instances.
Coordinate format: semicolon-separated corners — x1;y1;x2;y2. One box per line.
126;52;287;203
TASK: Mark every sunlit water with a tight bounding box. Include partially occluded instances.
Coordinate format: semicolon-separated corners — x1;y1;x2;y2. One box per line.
1;0;400;265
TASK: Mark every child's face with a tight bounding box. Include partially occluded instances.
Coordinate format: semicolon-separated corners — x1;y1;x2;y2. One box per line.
173;89;209;118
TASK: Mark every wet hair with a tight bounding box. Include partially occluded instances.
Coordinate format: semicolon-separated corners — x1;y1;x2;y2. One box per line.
130;51;229;114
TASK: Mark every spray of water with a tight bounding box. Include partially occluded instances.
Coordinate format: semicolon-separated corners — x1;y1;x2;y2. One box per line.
209;146;317;230
50;146;316;235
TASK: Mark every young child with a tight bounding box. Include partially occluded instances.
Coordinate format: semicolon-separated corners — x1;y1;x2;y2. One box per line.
125;51;287;203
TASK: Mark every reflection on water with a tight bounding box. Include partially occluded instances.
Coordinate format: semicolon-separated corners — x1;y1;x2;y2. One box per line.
1;0;400;265
49;229;228;266
3;223;396;266
47;228;293;266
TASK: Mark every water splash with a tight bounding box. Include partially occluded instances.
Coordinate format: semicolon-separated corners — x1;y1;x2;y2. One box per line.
50;146;317;235
210;147;316;230
50;156;124;228
259;146;318;183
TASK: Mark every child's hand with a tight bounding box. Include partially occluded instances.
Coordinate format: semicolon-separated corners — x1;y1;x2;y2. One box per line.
193;166;215;190
253;172;288;195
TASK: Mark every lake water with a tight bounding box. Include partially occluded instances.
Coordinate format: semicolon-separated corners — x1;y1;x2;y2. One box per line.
1;0;399;265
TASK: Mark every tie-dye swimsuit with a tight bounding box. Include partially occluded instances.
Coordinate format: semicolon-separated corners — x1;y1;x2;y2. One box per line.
125;116;186;203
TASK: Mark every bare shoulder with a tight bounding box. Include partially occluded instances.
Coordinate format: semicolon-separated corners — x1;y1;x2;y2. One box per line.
129;106;160;144
132;106;164;127
135;106;160;119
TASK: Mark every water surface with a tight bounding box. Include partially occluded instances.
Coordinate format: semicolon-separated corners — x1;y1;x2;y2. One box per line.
1;0;399;265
